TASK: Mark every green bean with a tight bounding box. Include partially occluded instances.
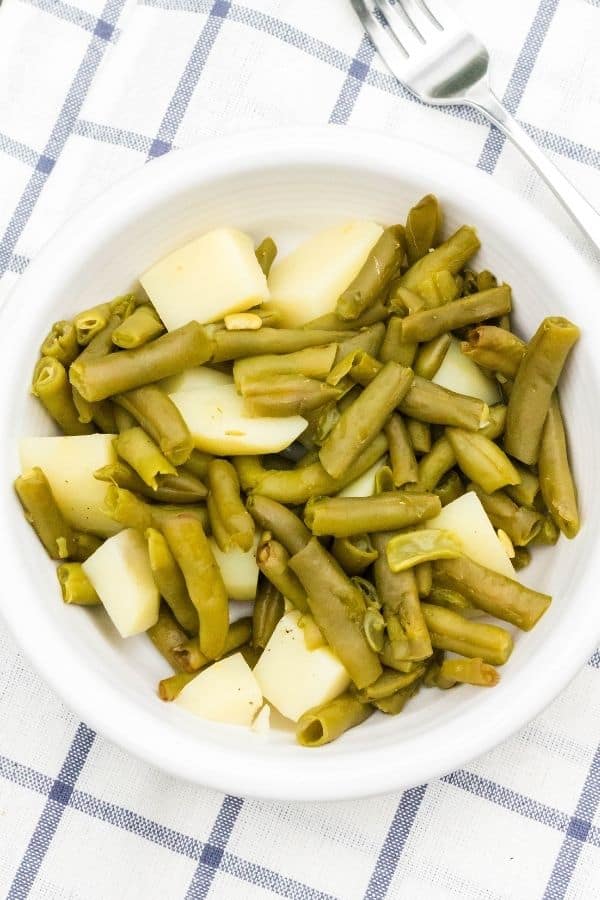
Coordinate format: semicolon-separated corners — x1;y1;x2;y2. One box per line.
115;427;177;489
461;326;525;378
241;374;342;417
427;586;474;612
372;533;432;661
174;618;253;672
400;225;480;291
183;449;213;480
70;321;213;402
406;418;432;455
380;315;417;367
374;465;395;495
405;194;442;264
433;470;465;506
32;357;94;435
146;527;198;635
109;294;137;318
70;531;103;561
74;302;112;345
207;459;254;552
103;485;208;532
505;463;540;507
538;394;579;538
373;679;423;713
158;672;197;701
440;656;499;687
211;328;352;363
505;317;580;465
335;322;386;363
233;344;337;389
246;495;311;555
289;538;382;688
255;236;278;275
416;269;460;308
421;603;513;665
256;537;309;612
57;563;100;605
359;664;426;701
414;334;452;380
76;313;122;361
90;400;117;434
433;556;551;630
303;301;389;331
336;226;405;320
386;529;462;572
319;362;413;479
114;405;137;433
95;461;207;504
15;467;75;559
385;414;418;487
400;286;512;343
468;483;543;546
415;561;433;598
329;349;380;387
400;376;490;431
296;692;373;746
446;427;520;493
423;651;456;689
112;305;164;349
305;491;441;537
40;320;79;366
115;385;193;466
513;547;532;570
162;514;228;659
206;493;232;552
252;577;285;649
239;644;262;668
232;456;268;493
533;515;560;546
251;432;388;505
147;603;190;670
332;534;378;575
415;436;455;490
388;284;426;315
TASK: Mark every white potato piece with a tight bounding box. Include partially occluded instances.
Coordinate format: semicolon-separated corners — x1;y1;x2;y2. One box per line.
159;365;232;394
432;338;500;406
175;653;263;726
83;528;159;637
254;610;350;722
20;434;120;536
338;458;387;498
268;220;383;326
209;535;259;602
252;704;271;734
170;384;307;455
426;491;514;577
140;227;269;330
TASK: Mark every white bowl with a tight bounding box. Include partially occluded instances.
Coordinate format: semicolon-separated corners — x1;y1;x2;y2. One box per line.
0;127;599;801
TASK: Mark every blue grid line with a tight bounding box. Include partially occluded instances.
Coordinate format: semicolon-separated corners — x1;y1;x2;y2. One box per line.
7;723;95;900
0;134;40;170
21;0;120;42
0;755;53;797
149;0;231;158
477;0;560;174
363;786;427;900
185;795;243;899
329;34;375;126
0;0;126;279
73;119;155;155
589;650;600;669
218;851;334;900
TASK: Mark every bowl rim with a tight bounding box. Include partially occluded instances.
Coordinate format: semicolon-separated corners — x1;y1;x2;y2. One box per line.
1;124;599;801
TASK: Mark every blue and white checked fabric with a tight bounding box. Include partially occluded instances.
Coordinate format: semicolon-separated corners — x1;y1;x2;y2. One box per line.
0;0;599;897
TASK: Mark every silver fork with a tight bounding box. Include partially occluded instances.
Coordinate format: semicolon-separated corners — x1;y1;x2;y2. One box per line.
351;0;600;251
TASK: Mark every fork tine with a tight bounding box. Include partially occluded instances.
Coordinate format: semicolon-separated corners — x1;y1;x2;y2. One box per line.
418;0;460;30
381;0;439;43
373;1;425;51
350;0;409;68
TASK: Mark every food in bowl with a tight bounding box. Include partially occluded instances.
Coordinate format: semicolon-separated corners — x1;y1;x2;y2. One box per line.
14;194;580;747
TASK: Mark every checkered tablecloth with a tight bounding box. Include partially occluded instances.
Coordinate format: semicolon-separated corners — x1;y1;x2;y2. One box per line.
1;0;600;897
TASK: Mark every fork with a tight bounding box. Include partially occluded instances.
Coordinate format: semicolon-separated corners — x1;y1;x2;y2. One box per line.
351;0;600;252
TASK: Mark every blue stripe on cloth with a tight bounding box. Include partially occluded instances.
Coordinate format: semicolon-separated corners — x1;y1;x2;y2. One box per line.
543;745;600;900
7;723;95;900
0;133;40;169
149;0;230;158
0;755;53;797
0;0;126;279
74;119;155;154
589;649;600;669
329;34;375;125
22;0;120;42
477;0;560;173
185;795;243;899
363;785;427;900
219;852;335;900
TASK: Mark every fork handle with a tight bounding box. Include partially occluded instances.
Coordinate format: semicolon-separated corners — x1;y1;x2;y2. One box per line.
469;87;600;254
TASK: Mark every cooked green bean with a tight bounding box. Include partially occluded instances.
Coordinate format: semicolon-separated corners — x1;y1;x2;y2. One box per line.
162;514;228;659
70;321;213;402
246;495;311;555
15;467;75;559
74;302;111;345
70;531;103;561
414;435;455;490
440;656;499;687
359;665;426;701
329;349;380;387
183;450;213;482
414;334;452;380
335;322;386;363
252;576;285;649
372;679;422;713
461;326;525;378
112;305;164;349
400;376;490;431
446;427;520;493
416;270;460;308
174;617;253;672
399;225;480;291
386;529;462;571
158;672;197;701
319;362;413;479
76;313;122;361
256;537;309;612
147;603;189;670
206;493;232;552
388;284;426;315
208;459;254;552
103;485;208;533
255;236;277;275
114;405;137;433
115;385;193;466
505;317;580;465
305;491;441;537
505;463;540;507
234;344;337;389
146;527;198;635
433;556;551;630
380;315;417;367
415;561;433;598
406;418;432;455
109;294;137;318
115;427;177;489
95;461;207;504
57;563;100;605
538;394;579;538
373;465;394;495
427;586;474;612
400;286;511;343
433;470;464;506
468;483;543;546
332;534;378;575
241;374;342;417
289;538;382;688
421;603;513;665
296;692;373;746
336;226;404;321
303;301;389;332
232;456;268;492
534;514;560;546
211;327;352;363
384;414;418;487
513;547;532;570
423;651;456;689
40;320;79;366
405;194;442;265
32;357;94;435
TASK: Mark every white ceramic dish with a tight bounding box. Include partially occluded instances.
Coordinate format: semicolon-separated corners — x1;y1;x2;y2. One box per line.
0;127;599;802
